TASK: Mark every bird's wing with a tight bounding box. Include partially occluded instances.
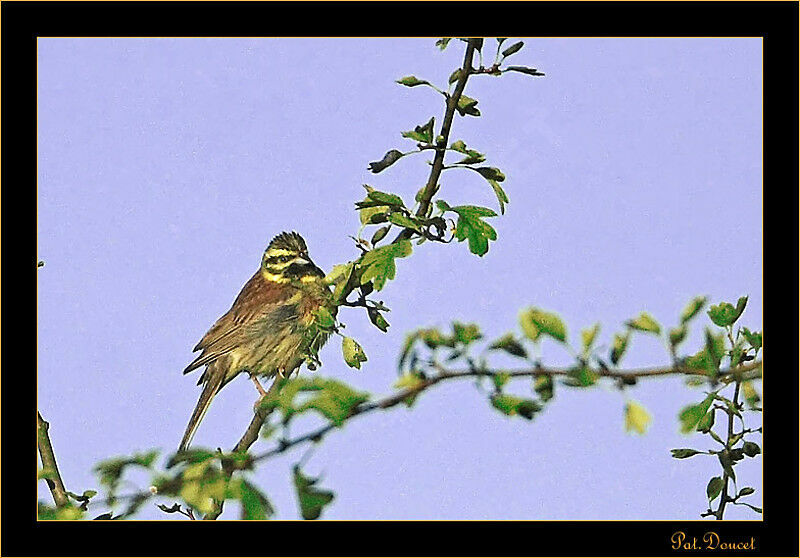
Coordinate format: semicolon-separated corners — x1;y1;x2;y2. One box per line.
183;270;297;375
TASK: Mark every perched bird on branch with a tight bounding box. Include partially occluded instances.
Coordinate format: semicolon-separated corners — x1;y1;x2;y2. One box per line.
179;232;334;451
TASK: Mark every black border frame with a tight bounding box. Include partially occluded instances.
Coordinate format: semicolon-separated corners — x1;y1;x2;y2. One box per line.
6;1;797;556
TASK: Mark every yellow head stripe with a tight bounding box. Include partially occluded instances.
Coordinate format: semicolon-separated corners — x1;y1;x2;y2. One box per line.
261;269;290;283
265;248;298;257
265;260;293;271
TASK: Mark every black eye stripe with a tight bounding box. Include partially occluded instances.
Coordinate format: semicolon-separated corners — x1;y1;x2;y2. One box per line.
266;254;296;264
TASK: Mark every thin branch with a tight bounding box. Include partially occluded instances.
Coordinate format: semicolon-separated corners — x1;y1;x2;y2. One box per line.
37;411;70;508
250;360;762;465
396;40;477;240
334;40;478;339
715;380;742;520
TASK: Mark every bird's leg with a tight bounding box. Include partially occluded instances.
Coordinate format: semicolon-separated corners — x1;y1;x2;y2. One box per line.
252;370;285;412
250;375;268;397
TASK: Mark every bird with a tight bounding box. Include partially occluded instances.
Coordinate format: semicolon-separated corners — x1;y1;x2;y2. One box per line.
178;231;335;452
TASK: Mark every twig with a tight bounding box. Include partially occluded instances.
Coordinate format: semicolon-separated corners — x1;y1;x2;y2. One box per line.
37;411;70;508
396;40;477;240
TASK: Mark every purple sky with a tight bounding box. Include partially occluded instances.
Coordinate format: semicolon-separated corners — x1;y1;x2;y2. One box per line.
37;38;762;520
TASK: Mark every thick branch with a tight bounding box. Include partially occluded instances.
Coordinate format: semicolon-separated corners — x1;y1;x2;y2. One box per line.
37;411;70;508
203;376;282;519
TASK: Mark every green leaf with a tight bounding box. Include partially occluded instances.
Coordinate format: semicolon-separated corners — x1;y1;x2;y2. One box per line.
696;408;715;433
449;205;497;256
492;372;510;390
684;330;725;376
669;325;687;349
298;381;368;425
396;75;431;88
314;307;336;330
450;139;485;164
359;240;413;291
717;452;736;481
455;94;480;117
741;381;760;408
519;308;566;343
327;263;354;304
450;139;467;152
488;333;528;358
293;466;334;520
533;375;554;402
567;365;597;387
624;401;652;434
452;322;482;345
581;323;600;353
94;451;160;490
519;309;540;342
398;331;419;369
370;226;390;246
435;38;452;50
358;205;385;226
435;199;451;213
448;68;463;84
419;327;455;349
738;487;756;497
625;312;661;335
325;262;352;286
476;167;506;182
670;448;703;459
367;149;404;173
491;394;540;420
707;296;747;327
394;372;426;391
680;296;708;323
401;116;435;144
342;337;368;370
742;441;761;457
367;307;390;333
394;372;427;407
678;393;715;433
264;377;368;426
504;65;545;77
365;189;406;208
501;41;524;57
707;476;724;502
610;331;631;365
239;480;274;520
741;327;762;352
387;212;422;231
486;178;509;213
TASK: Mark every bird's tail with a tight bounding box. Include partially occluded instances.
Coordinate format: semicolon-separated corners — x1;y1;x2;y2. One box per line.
178;363;227;452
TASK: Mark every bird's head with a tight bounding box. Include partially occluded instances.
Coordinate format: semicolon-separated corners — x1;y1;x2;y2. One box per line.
261;231;325;284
